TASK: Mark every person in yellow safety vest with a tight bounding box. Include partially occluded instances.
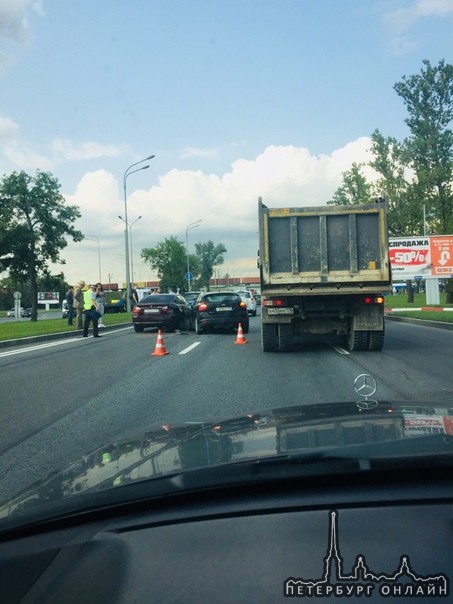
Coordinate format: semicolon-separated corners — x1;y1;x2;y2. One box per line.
83;284;101;338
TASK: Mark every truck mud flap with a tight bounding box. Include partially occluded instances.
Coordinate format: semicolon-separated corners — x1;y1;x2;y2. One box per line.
262;323;293;352
277;324;293;352
262;323;277;352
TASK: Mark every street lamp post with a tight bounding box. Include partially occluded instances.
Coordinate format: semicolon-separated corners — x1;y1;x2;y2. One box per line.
185;220;202;292
85;235;101;283
119;215;142;291
123;155;155;311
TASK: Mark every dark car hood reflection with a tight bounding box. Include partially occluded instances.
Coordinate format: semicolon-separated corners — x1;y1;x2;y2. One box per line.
1;401;453;525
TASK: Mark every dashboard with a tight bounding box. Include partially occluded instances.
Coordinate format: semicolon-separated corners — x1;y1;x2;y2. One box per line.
1;469;451;603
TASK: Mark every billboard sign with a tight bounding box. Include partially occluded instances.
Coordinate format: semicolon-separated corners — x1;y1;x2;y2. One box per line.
388;237;431;278
429;236;453;276
389;235;453;279
37;292;59;304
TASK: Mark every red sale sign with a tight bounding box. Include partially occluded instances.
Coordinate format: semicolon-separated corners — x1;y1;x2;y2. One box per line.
389;237;431;278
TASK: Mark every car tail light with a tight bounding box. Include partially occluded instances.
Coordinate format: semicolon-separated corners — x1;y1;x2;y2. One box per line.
160;306;169;313
132;307;141;315
239;301;247;309
198;302;208;311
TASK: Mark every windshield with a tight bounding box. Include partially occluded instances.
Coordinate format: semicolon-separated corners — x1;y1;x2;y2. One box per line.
0;2;453;534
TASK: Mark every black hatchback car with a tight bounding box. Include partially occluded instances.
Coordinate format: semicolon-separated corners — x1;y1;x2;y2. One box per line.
192;291;249;334
132;294;191;332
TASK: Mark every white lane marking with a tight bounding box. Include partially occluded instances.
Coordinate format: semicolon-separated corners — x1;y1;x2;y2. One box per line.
179;342;202;354
0;327;132;358
331;344;350;355
0;338;81;357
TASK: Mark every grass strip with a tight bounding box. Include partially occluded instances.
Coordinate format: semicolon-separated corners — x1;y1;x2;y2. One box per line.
0;313;130;341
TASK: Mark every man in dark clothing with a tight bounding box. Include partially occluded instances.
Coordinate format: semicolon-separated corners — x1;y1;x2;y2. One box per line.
65;286;74;326
130;284;139;310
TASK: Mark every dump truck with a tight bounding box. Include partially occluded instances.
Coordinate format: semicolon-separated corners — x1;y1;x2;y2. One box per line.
258;197;391;352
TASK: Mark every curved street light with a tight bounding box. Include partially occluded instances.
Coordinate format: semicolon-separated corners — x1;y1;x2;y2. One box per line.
85;235;101;283
185;219;202;292
119;215;142;292
123;155;155;311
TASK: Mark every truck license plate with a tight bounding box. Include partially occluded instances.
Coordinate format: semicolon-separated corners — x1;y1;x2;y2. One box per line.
267;308;293;315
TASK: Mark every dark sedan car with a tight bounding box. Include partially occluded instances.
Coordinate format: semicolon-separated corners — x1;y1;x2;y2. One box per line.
192;291;249;334
132;294;191;332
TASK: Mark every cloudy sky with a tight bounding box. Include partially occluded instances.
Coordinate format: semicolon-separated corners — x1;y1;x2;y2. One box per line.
1;0;452;286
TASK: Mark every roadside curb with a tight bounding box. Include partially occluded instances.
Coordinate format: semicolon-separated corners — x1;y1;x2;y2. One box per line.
0;323;130;349
385;315;453;331
385;307;453;312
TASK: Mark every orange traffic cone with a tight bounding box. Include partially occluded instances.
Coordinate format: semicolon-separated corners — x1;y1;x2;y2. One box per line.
234;323;247;345
151;330;169;356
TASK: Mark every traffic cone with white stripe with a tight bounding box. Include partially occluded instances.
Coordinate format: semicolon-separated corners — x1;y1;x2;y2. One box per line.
234;323;247;345
151;330;169;356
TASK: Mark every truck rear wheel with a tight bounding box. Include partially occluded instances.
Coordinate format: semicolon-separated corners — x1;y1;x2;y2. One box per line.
262;324;277;352
367;330;385;351
277;324;293;352
347;328;368;351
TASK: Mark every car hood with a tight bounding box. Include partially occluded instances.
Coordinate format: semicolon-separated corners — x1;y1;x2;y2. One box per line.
1;398;452;530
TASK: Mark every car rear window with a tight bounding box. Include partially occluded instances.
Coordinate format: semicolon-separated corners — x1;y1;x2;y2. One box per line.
204;294;239;303
140;295;174;304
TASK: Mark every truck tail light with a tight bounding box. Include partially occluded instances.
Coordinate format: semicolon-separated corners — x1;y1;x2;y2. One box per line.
364;296;385;305
263;299;286;307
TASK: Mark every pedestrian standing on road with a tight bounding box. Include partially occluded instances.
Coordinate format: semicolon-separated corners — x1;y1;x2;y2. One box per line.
130;284;139;310
73;280;85;330
95;283;106;328
83;284;101;338
65;286;74;326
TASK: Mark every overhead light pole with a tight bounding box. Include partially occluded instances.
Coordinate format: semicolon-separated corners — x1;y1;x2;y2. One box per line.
119;215;142;291
123;155;155;311
185;219;202;292
85;235;101;283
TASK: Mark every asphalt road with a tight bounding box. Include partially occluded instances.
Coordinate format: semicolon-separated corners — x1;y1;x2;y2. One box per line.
0;310;61;323
0;316;452;502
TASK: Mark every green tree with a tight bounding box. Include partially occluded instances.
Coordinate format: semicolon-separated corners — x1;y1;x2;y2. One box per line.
0;171;83;321
327;163;375;206
194;240;227;290
141;236;187;292
394;59;453;234
369;130;422;236
329;61;453;238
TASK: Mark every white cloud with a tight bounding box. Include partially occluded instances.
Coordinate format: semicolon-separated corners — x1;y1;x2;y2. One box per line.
0;117;128;173
181;146;219;159
3;145;53;171
0;115;20;139
51;138;126;162
383;0;453;54
0;0;33;44
57;138;375;285
384;0;453;35
0;0;43;73
65;169;120;235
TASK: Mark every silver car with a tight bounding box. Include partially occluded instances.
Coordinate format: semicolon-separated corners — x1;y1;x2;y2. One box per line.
236;291;257;316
